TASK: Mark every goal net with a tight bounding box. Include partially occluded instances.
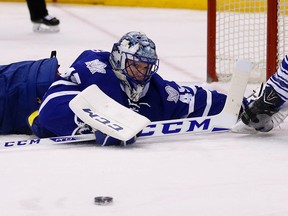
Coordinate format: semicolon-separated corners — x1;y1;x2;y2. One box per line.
207;0;288;83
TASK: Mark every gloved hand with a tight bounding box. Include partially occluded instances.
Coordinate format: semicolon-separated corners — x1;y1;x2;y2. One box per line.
241;112;274;132
240;86;282;132
95;130;137;146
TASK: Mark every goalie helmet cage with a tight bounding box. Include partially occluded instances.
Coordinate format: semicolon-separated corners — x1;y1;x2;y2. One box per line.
207;0;288;83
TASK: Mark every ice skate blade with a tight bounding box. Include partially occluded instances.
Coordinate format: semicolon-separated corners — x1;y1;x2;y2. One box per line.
33;23;60;33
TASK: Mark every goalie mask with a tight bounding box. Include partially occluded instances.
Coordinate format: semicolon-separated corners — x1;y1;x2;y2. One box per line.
110;31;159;101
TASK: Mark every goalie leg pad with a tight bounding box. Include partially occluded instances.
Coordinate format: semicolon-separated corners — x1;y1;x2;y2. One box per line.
0;57;58;134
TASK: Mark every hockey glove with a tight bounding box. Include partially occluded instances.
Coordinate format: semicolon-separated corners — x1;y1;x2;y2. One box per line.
94;130;137;146
241;86;283;132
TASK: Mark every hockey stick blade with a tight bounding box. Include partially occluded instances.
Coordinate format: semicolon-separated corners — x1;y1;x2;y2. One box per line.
218;59;252;126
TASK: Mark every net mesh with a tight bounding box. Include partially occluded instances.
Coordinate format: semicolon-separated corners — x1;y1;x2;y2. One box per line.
278;1;288;65
215;0;288;83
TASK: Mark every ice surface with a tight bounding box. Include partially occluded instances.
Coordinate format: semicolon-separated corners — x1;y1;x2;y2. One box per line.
0;2;288;216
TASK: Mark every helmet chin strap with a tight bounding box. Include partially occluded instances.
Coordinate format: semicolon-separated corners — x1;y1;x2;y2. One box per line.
113;70;149;102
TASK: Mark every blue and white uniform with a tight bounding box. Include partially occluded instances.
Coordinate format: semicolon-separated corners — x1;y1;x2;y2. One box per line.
267;54;288;102
232;55;288;134
33;49;226;138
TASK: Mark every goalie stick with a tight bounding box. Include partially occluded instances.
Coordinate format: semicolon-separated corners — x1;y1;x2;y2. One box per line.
0;59;251;149
139;59;251;138
0;134;96;149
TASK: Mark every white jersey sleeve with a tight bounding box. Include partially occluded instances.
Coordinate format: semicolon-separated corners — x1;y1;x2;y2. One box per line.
267;54;288;102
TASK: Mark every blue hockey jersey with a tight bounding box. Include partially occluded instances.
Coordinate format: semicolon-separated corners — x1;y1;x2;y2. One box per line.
34;50;226;138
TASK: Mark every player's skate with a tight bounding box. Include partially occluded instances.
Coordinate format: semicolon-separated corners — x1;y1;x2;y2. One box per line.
232;85;287;133
32;15;60;33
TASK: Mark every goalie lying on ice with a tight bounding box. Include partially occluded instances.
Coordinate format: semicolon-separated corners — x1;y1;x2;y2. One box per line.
0;32;227;145
2;31;285;145
29;31;228;146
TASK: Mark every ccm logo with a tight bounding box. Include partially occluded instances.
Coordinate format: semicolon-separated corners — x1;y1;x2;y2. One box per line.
82;108;123;131
50;137;76;142
139;119;211;136
4;139;40;147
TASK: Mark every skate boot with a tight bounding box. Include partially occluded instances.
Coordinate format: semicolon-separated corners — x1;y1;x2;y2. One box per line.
33;15;60;33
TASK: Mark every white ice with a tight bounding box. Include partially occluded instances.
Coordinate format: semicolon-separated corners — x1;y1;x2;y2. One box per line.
0;2;288;216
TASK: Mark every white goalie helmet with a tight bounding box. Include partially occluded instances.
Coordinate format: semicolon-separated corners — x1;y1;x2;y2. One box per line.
109;31;159;101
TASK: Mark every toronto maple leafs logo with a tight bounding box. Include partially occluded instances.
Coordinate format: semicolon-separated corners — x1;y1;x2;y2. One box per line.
165;86;179;103
85;59;107;74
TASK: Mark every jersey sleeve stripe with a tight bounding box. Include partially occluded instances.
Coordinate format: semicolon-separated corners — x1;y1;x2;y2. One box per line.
39;91;80;113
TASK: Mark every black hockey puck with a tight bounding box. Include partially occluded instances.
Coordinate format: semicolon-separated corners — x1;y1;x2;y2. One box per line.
94;196;113;205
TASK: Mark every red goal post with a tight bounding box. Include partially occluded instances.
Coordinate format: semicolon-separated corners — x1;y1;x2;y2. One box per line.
207;0;288;83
